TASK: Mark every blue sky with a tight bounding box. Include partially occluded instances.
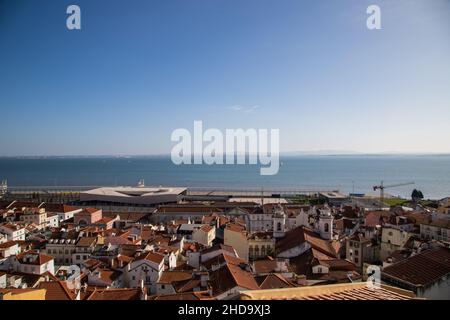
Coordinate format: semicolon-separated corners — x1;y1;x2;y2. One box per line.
0;0;449;156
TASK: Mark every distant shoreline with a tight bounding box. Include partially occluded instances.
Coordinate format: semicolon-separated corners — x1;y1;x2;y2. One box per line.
1;153;450;159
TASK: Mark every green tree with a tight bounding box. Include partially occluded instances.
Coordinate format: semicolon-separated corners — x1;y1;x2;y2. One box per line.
411;189;424;202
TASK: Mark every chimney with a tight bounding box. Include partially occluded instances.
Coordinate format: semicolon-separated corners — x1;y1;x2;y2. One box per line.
207;284;213;296
296;275;307;286
200;273;209;287
275;259;287;272
140;286;147;300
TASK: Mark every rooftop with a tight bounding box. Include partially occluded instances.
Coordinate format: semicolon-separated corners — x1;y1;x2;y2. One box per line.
240;282;417;300
135;251;165;265
16;250;54;265
383;247;450;287
276;226;338;258
37;281;77;300
80;186;186;205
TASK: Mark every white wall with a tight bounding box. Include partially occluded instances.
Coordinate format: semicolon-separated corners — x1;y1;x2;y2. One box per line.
277;242;311;259
0;274;6;288
419;275;450;300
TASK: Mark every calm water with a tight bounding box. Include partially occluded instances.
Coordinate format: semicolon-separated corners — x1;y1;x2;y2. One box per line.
0;155;450;199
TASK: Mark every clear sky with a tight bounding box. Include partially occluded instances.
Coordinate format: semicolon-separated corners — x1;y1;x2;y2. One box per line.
0;0;449;156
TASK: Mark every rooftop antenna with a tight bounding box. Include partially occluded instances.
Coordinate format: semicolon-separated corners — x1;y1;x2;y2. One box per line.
351;180;355;206
261;187;264;206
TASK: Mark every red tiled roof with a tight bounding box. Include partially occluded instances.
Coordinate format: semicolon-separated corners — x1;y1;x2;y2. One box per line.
84;288;142;300
240;283;417;300
96;217;114;223
276;226;338;258
199;224;214;233
201;243;235;255
41;204;80;213
256;274;295;290
92;268;122;285
183;242;204;252
420;219;450;229
0;223;24;231
0;240;18;249
16;250;54;265
158;271;193;284
37;281;77;300
364;210;392;227
253;258;278;274
383;247;450;287
403;212;432;225
85;207;101;214
135;251;165;265
225;223;246;233
209;262;259;296
150;291;213;300
83;258;105;270
76;237;97;247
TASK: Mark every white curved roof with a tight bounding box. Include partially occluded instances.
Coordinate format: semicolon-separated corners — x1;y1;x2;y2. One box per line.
80;186;187;205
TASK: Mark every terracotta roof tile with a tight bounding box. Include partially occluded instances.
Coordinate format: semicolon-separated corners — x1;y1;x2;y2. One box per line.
276;226;338;258
85;288;142;300
256;274;295;290
240;282;417;300
37;281;77;300
158;270;193;284
383;247;450;287
135;251;165;264
16;250;54;265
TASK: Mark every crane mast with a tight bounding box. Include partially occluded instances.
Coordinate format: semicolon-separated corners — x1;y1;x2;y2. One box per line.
373;181;415;202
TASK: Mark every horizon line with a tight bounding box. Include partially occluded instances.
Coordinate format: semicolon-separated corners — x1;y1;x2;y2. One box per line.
1;151;450;158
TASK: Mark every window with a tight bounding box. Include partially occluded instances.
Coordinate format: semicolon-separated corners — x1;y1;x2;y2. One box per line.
76;255;80;260
324;223;329;232
161;285;165;290
355;250;359;256
355;258;359;264
277;222;282;231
